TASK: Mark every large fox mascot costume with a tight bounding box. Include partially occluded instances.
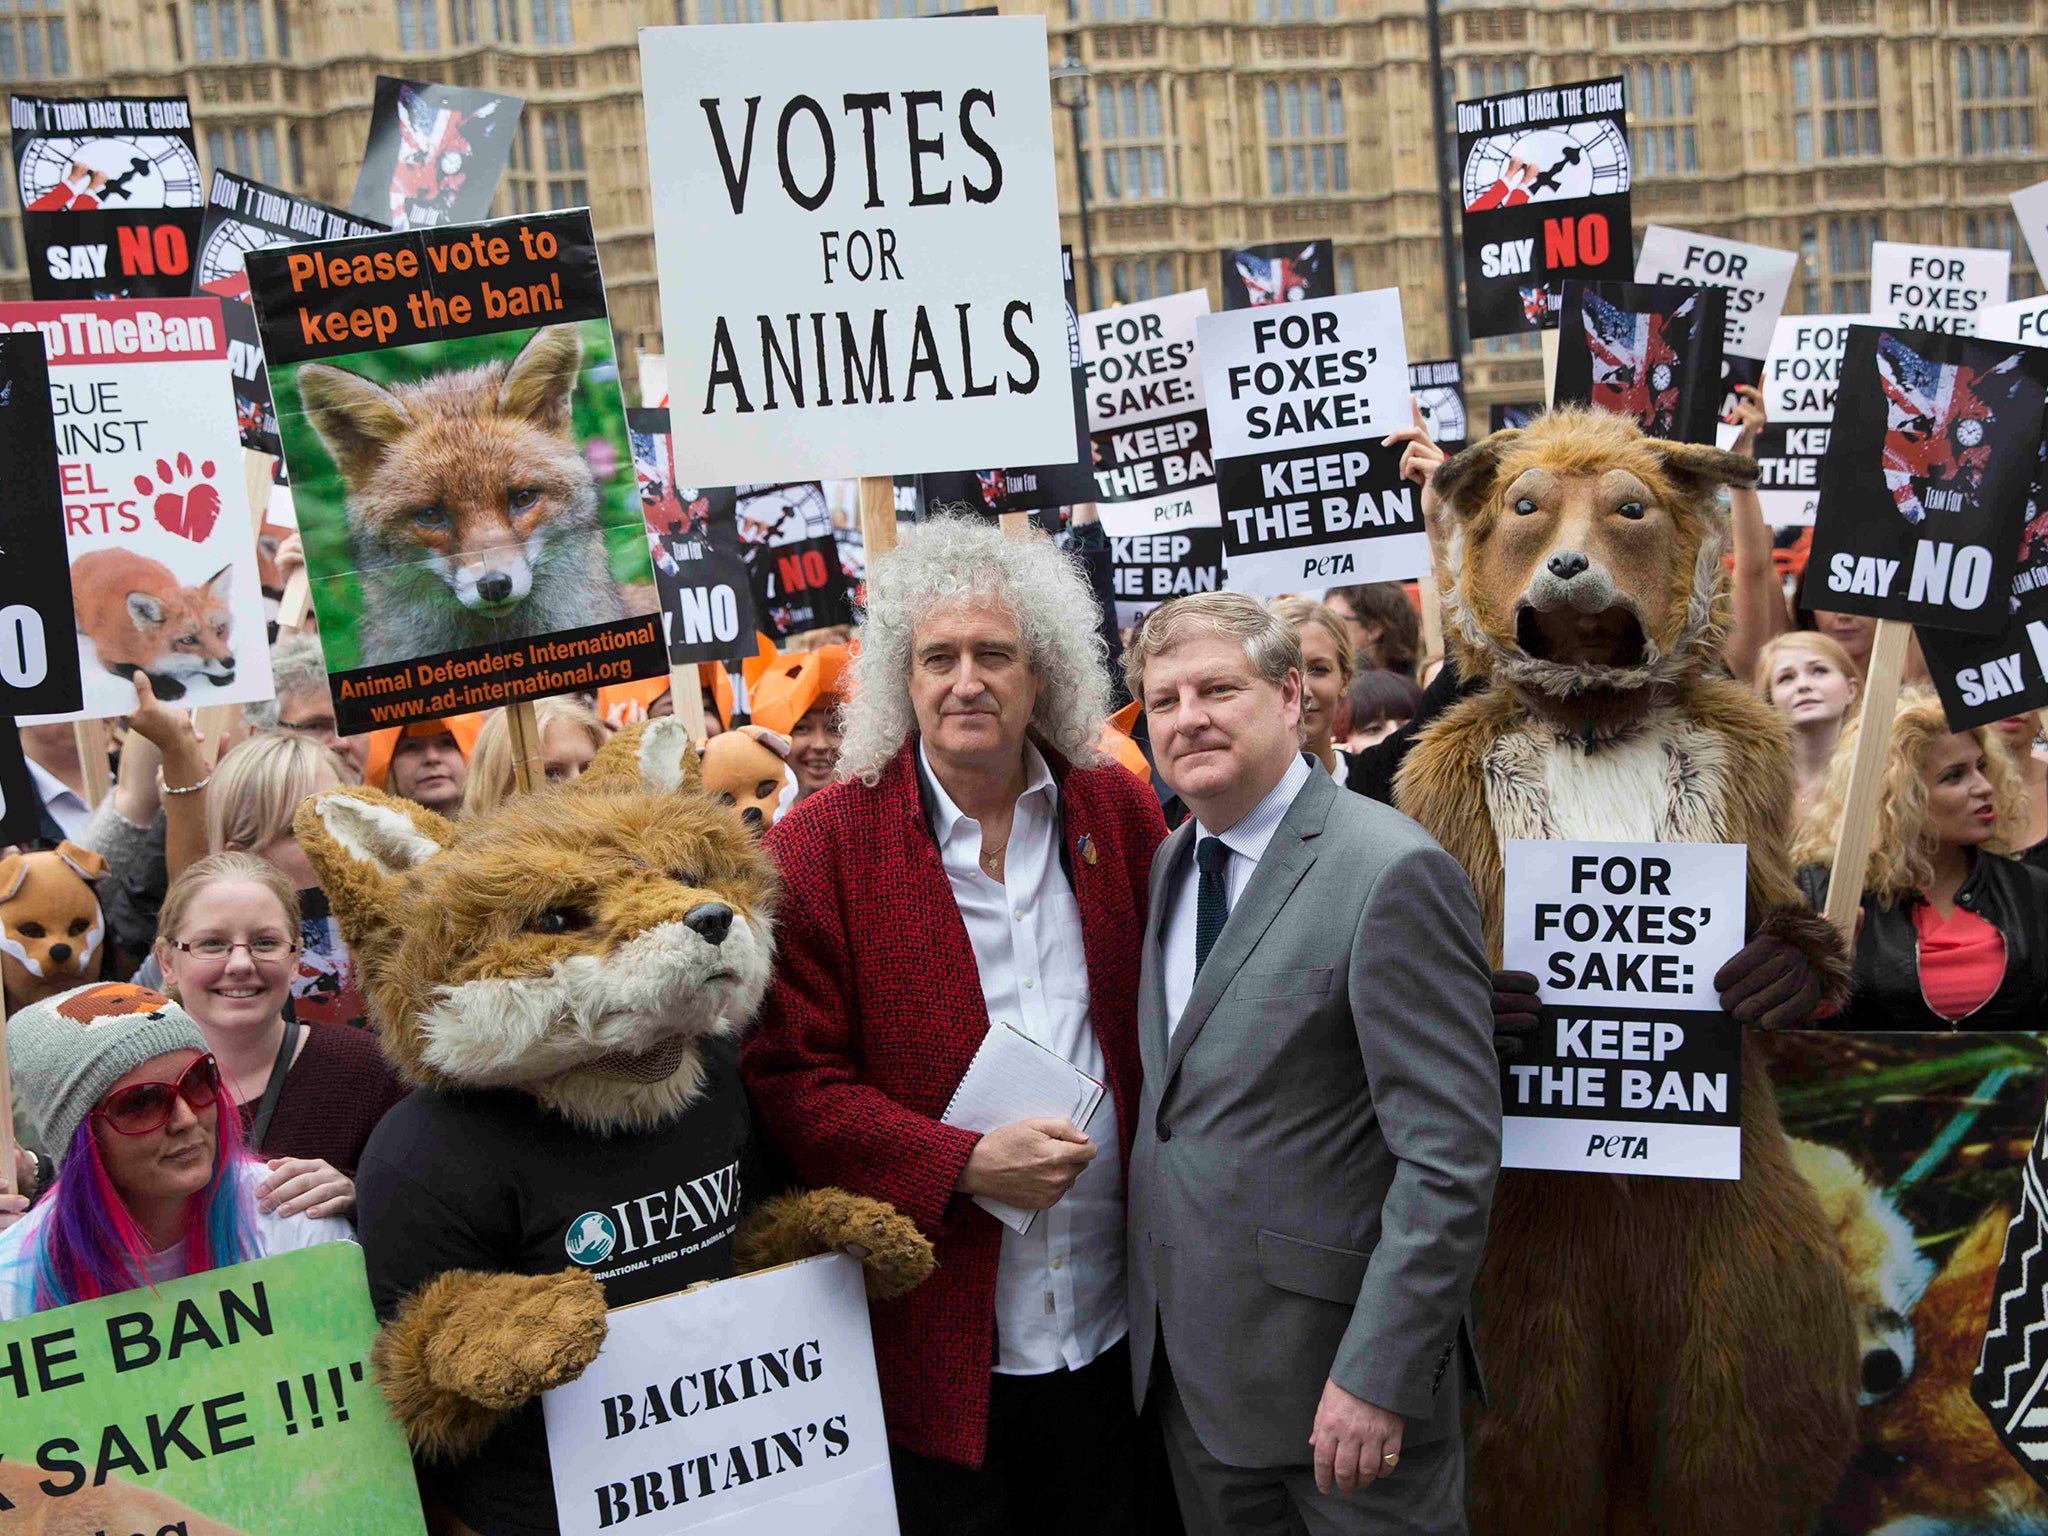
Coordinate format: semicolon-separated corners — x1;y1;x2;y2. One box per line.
298;718;930;1536
1394;409;1860;1534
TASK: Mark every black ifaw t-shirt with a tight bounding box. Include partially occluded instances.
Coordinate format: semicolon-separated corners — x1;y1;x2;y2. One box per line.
354;1037;752;1536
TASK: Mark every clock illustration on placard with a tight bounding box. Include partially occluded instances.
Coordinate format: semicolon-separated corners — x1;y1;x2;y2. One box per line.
18;133;204;212
1462;119;1632;212
197;217;275;287
1414;385;1468;445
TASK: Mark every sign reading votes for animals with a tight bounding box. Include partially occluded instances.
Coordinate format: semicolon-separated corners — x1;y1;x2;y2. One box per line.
1502;840;1747;1180
1198;287;1420;595
1799;325;2048;637
1081;289;1222;539
1456;76;1633;339
641;17;1072;485
0;1243;427;1534
248;209;664;735
1871;241;2011;336
0;297;273;725
543;1254;897;1536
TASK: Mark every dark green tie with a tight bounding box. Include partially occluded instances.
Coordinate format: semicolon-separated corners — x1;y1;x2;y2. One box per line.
1195;836;1231;975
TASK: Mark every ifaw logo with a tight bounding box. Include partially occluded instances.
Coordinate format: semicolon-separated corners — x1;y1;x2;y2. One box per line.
566;1211;619;1266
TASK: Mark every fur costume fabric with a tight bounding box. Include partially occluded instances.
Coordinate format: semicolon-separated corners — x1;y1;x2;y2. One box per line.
0;842;108;1010
1393;409;1859;1535
294;717;932;1511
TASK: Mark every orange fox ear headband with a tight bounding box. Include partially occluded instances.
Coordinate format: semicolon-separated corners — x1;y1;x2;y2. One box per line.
362;714;485;791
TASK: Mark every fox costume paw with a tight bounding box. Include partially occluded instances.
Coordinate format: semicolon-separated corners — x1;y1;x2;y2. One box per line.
372;1267;609;1460
735;1189;936;1301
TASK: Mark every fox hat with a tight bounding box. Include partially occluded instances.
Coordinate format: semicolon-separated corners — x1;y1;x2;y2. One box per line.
8;982;210;1168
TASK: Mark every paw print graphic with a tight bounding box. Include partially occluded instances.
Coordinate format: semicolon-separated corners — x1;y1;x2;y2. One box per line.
135;453;222;543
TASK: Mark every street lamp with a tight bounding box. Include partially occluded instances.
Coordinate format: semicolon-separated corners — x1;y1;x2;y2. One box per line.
1050;56;1100;311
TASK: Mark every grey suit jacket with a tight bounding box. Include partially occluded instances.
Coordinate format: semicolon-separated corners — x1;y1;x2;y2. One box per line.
1127;765;1501;1468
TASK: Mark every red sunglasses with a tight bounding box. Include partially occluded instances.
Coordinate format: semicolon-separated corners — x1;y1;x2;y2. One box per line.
93;1055;223;1137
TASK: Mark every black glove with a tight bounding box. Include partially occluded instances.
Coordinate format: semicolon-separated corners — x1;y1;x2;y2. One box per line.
1490;969;1542;1060
1713;936;1822;1030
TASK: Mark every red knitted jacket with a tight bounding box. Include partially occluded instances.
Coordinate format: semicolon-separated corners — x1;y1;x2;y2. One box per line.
743;738;1166;1467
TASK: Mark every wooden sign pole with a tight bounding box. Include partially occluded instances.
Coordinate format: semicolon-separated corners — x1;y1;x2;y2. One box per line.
998;511;1032;538
242;449;275;534
192;705;243;769
505;698;545;795
277;571;313;632
1822;618;1911;943
74;719;112;807
0;1001;14;1205
1541;326;1560;409
670;663;709;745
860;475;899;559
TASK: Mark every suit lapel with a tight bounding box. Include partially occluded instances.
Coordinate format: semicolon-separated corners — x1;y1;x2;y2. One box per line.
1162;768;1337;1088
1142;821;1194;1077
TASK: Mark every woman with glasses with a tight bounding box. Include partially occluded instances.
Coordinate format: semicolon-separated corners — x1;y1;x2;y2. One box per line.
0;981;352;1317
151;853;407;1218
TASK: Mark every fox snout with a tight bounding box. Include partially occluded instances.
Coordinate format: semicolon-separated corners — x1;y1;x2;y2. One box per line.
1525;548;1618;613
432;535;544;613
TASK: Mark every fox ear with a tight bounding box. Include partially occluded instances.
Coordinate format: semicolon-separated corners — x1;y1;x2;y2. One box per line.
580;717;702;795
298;364;412;484
125;589;165;629
497;325;582;434
53;841;106;883
296;787;457;951
0;854;25;903
202;564;232;601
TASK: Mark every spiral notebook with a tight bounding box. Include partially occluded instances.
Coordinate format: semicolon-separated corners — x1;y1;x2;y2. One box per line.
941;1022;1106;1235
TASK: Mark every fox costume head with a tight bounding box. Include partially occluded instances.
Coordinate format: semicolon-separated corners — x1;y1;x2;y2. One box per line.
1431;408;1756;712
297;324;597;618
295;717;777;1131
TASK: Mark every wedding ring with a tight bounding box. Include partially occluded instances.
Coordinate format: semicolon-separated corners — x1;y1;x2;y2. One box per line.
1381;1452;1400;1467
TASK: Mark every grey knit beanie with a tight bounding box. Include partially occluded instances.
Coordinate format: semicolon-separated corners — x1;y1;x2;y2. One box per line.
8;982;210;1169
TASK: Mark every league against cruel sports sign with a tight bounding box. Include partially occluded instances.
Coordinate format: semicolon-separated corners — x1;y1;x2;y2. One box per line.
1501;840;1747;1180
640;18;1072;485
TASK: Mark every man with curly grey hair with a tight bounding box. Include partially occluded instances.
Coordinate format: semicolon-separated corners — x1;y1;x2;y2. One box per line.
743;518;1170;1535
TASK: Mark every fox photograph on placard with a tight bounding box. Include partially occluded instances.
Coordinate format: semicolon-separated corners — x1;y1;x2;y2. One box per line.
1800;325;2048;636
249;209;662;732
10;94;205;301
0;329;82;716
1553;281;1726;444
196;170;386;457
349;76;522;233
1;296;274;724
1221;239;1336;309
1456;76;1633;339
629;407;758;666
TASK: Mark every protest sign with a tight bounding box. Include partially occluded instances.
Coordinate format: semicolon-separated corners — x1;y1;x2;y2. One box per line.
1456;77;1632;339
1871;242;2011;336
248;209;663;734
642;17;1072;485
1409;358;1466;449
0;720;41;844
1751;425;1830;527
0;297;273;724
1919;611;2048;730
0;1243;427;1534
1501;839;1746;1179
543;1253;895;1536
1110;528;1223;626
0;330;82;716
1762;313;1866;424
736;483;857;640
1221;239;1335;309
630;409;759;667
10;94;204;302
1800;326;2048;636
915;247;1091;518
1634;225;1797;407
1980;295;2048;348
1491;401;1542;431
196;170;385;458
1198;288;1419;594
350;77;521;232
1080;289;1222;538
1553;281;1725;443
2014;178;2048;277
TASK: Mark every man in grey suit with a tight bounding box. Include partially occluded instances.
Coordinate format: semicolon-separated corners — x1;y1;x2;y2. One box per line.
1123;593;1501;1535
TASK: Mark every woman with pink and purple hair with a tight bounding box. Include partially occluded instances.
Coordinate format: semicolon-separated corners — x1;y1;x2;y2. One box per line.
0;981;350;1318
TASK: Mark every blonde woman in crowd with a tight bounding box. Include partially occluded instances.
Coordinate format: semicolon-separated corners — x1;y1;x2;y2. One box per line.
1752;631;1862;818
1794;691;2048;1030
1986;709;2048;863
459;699;608;818
1269;596;1372;794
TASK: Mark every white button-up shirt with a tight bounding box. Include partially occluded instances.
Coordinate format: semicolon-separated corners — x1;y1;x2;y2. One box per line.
1161;753;1313;1036
920;740;1127;1376
26;760;90;842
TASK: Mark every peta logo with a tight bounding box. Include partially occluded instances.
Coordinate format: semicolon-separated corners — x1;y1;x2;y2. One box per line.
1586;1133;1650;1161
566;1211;619;1266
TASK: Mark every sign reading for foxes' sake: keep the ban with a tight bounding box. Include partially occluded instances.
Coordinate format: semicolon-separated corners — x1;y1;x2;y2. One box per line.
0;1244;426;1534
641;18;1073;485
247;209;664;734
1501;840;1747;1180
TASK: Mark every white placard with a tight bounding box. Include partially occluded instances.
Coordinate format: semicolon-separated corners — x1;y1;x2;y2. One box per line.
1080;288;1209;432
2012;177;2048;277
1870;241;2011;336
5;298;274;724
1094;483;1223;539
543;1254;896;1536
1760;313;1868;424
1500;840;1747;1181
1978;293;2048;346
642;18;1072;484
1196;288;1411;462
1635;225;1798;364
